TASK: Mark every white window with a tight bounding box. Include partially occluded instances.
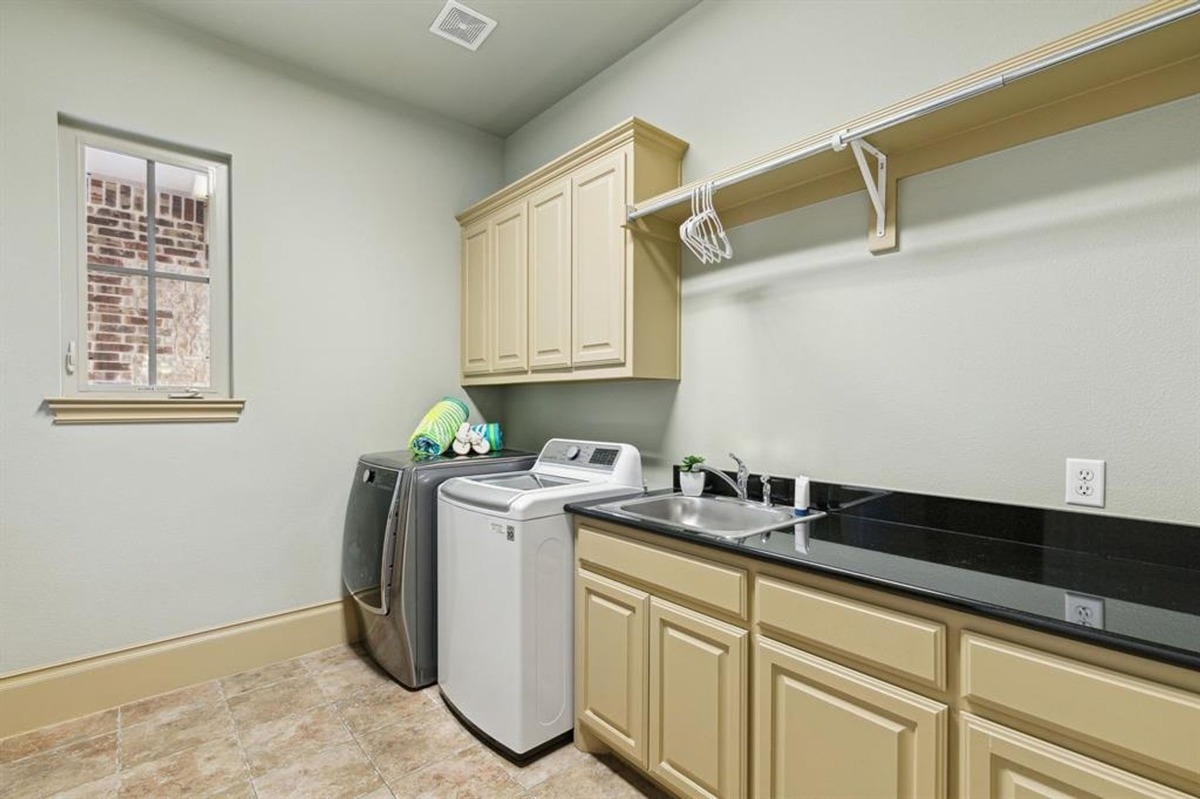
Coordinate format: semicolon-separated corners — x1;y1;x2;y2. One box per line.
57;123;231;401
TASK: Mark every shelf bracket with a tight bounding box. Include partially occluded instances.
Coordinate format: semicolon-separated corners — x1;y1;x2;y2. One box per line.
832;131;897;254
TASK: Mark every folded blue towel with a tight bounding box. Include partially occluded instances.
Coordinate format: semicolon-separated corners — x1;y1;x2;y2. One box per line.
470;422;502;452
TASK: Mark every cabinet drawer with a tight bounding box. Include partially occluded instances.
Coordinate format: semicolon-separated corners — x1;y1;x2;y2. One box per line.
961;633;1200;782
756;576;946;689
577;527;747;620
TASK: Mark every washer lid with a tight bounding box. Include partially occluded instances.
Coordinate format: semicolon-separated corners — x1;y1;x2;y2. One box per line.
439;471;580;513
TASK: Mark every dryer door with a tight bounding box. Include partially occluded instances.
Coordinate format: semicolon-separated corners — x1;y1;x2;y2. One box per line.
342;462;400;615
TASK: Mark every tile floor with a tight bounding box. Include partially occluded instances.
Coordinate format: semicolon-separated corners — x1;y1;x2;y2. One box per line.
0;644;667;799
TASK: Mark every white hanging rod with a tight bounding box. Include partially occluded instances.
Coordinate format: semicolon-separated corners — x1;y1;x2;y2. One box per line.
627;1;1200;224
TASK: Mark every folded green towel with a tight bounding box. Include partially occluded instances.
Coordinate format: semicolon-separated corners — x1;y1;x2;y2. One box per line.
470;423;502;451
409;397;469;457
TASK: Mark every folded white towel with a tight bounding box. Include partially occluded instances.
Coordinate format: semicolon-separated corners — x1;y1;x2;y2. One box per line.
471;437;491;455
455;422;471;444
451;438;472;456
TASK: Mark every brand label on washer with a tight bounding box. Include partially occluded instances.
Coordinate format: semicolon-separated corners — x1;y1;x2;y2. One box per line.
490;522;504;535
506;525;515;541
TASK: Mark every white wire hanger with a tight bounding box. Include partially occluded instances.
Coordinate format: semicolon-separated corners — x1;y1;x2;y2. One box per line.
679;181;733;264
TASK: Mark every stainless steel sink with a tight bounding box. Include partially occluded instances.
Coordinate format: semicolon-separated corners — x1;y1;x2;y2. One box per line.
610;494;811;539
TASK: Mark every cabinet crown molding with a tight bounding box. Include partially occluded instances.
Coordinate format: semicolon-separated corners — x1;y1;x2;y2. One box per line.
457;117;689;226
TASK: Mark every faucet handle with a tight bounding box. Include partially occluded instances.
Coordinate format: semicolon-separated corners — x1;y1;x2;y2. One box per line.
729;452;747;472
761;474;772;507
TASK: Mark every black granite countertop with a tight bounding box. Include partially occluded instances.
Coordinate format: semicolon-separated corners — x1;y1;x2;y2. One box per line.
567;482;1200;670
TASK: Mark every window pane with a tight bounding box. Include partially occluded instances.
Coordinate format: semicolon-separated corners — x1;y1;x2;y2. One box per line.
155;162;210;278
85;147;149;272
87;271;150;386
155;277;211;388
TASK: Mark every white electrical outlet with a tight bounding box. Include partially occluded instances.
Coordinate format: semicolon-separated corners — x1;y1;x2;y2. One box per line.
1064;591;1105;629
1065;458;1105;508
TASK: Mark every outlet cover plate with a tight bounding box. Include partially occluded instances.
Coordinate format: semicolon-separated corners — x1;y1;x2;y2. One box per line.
1064;591;1105;629
1066;458;1105;508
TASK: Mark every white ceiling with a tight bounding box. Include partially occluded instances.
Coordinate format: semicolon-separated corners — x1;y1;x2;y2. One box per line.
135;0;700;137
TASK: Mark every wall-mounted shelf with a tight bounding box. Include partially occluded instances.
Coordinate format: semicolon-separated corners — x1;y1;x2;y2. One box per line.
626;0;1200;255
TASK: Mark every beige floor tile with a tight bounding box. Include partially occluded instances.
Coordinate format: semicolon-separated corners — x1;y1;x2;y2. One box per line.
226;673;327;731
310;654;396;702
52;773;120;798
386;746;526;799
300;643;367;674
488;741;595;790
252;740;383;799
523;755;664;799
119;701;236;769
0;732;117;799
419;685;443;709
0;708;117;765
359;707;476;783
334;681;430;737
240;704;354;777
220;657;309;698
205;780;257;798
357;788;396;799
119;681;224;729
117;737;248;799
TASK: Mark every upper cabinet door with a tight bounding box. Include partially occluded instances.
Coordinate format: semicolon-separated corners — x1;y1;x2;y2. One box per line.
572;149;627;367
528;179;572;371
754;635;948;799
461;219;491;375
489;204;528;374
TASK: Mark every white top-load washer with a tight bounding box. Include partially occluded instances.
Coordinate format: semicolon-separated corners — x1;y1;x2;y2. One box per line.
436;439;643;762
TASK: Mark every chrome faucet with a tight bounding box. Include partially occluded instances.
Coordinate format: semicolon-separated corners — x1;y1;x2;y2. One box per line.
693;452;750;500
760;474;772;508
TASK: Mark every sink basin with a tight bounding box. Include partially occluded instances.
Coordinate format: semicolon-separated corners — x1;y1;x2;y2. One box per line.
613;494;801;539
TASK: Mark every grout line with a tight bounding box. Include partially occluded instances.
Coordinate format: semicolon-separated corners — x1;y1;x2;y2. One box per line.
216;678;257;798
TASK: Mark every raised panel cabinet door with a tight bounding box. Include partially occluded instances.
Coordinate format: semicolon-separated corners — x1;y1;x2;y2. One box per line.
753;635;947;799
649;597;747;799
959;713;1193;799
571;149;627;367
576;569;649;768
461;219;491;375
489;204;528;373
528;179;572;370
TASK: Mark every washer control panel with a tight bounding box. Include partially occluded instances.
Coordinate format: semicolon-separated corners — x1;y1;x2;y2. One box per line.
539;439;624;472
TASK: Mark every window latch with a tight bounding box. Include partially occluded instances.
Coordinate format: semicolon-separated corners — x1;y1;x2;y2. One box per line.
65;341;76;375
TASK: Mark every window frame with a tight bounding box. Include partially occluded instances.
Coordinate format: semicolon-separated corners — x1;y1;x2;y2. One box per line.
57;123;232;399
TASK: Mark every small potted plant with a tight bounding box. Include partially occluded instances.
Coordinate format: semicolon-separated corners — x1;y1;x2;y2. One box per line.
678;455;706;496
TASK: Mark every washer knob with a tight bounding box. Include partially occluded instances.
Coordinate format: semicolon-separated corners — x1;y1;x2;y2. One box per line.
565;445;581;460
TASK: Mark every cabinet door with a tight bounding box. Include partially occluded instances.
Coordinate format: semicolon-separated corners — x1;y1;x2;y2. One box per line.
489;204;527;373
576;569;648;768
528;179;572;370
960;713;1191;799
754;635;947;799
649;597;747;799
572;149;627;367
461;218;491;375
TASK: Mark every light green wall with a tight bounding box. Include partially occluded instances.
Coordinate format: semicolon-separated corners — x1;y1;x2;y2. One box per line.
0;2;501;673
500;1;1200;526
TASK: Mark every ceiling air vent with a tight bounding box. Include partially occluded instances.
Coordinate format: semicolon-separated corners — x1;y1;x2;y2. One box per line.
429;0;497;52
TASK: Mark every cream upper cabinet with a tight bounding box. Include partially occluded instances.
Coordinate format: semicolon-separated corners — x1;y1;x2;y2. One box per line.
456;118;687;385
959;713;1192;799
576;569;649;768
571;149;627;367
528;178;572;371
460;218;491;376
489;203;528;373
754;635;947;799
648;597;747;799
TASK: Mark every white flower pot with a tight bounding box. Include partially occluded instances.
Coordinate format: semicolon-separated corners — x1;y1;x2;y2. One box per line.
679;470;705;497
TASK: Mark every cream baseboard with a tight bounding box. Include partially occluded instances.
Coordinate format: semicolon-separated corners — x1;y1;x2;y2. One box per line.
0;598;361;738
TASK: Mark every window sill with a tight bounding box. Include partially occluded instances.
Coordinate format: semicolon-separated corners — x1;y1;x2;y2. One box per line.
45;397;246;425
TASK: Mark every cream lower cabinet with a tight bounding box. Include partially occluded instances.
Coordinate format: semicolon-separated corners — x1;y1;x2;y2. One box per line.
576;569;747;799
960;713;1191;799
753;635;947;799
648;598;747;799
576;569;648;767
